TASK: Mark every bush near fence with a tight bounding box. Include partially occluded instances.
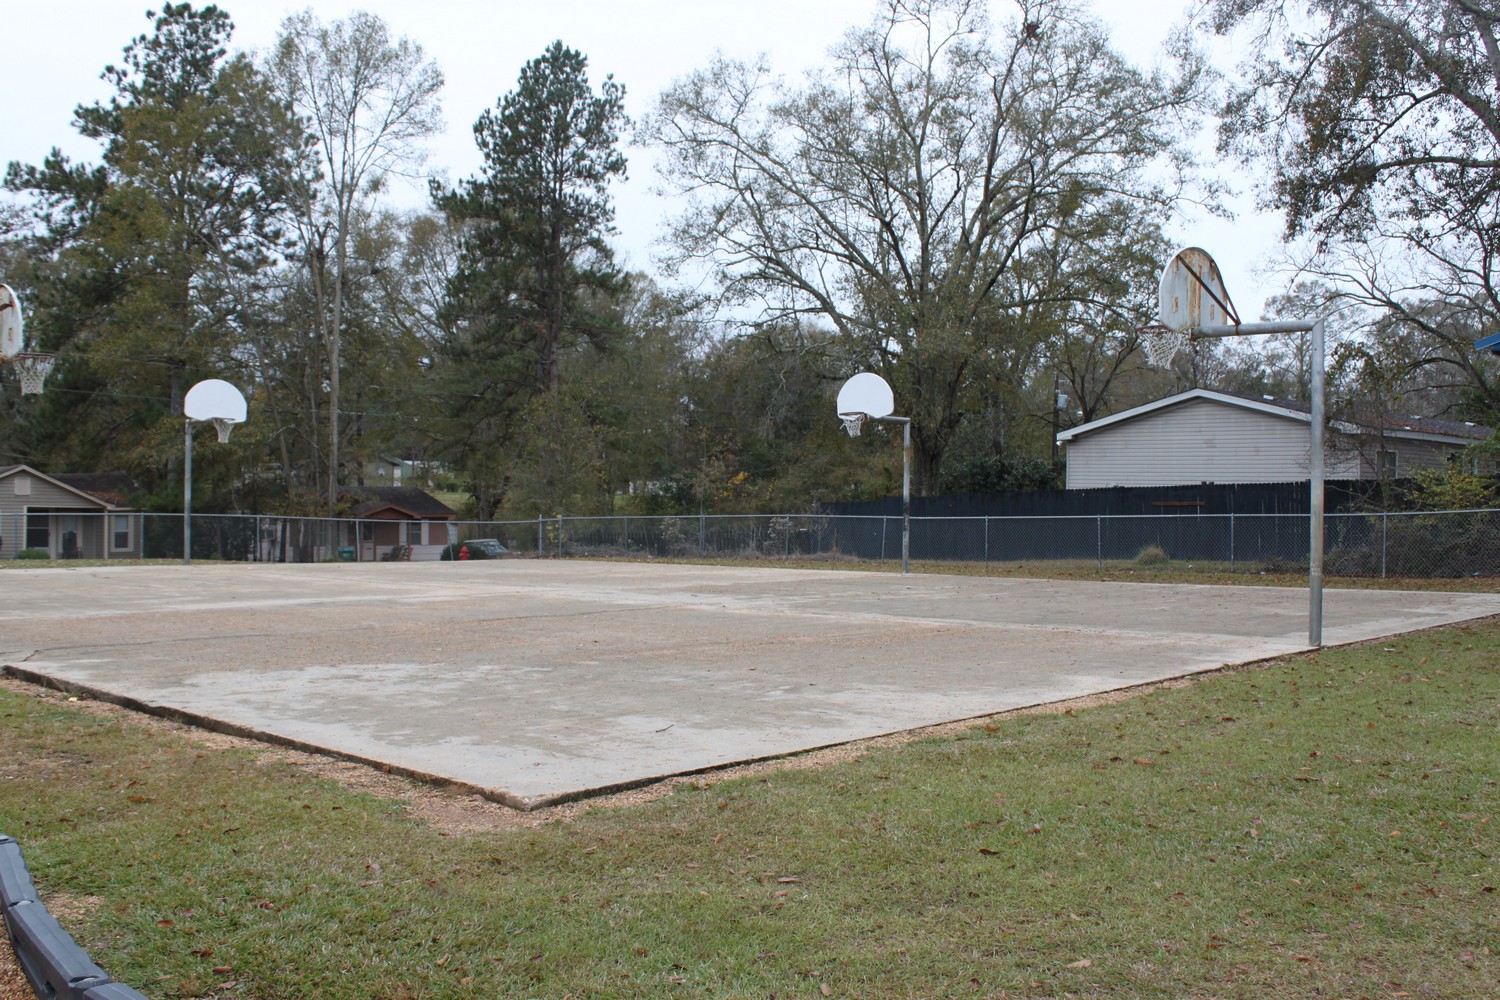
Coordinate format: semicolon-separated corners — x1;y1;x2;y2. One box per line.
1327;509;1500;578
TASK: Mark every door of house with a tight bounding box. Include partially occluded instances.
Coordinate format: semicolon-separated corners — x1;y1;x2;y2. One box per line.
60;515;80;558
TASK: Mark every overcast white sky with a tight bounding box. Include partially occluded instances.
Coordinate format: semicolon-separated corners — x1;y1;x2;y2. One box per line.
3;0;1280;318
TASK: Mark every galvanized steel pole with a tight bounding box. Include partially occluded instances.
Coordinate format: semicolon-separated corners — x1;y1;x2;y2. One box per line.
183;420;193;566
1309;317;1326;647
902;418;911;574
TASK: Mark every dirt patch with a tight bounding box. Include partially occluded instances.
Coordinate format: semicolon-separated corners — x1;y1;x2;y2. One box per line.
39;892;104;925
0;940;30;1000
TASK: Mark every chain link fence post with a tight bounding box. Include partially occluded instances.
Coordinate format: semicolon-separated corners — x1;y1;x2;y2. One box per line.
1381;512;1388;579
1096;514;1103;572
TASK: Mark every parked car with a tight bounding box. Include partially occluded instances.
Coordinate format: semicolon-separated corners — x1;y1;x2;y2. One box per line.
441;538;508;560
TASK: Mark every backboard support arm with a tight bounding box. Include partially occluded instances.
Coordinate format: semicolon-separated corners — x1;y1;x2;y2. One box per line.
1182;262;1241;327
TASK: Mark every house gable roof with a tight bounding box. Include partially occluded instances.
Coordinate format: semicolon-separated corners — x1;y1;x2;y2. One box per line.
1056;389;1492;447
343;486;456;520
0;465;133;510
49;472;136;507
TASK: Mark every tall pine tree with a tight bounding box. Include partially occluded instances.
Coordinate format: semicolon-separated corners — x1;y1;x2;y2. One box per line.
433;41;628;516
5;3;307;498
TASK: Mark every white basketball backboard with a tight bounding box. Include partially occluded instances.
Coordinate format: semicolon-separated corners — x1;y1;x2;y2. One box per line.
836;372;895;419
0;284;23;360
1158;247;1238;332
184;379;247;423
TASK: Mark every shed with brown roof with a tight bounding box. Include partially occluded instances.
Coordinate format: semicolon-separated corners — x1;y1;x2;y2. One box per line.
339;486;458;561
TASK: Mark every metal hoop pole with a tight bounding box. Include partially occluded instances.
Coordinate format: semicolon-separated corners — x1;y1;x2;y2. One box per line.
902;418;911;574
1309;317;1326;647
183;420;193;566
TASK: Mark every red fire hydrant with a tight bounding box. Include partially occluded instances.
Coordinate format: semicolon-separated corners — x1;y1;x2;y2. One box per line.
459;544;470;561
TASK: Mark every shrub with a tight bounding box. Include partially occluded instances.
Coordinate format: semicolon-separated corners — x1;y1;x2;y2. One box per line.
16;549;49;561
1406;466;1498;512
1134;543;1168;566
1327;511;1500;578
659;517;694;557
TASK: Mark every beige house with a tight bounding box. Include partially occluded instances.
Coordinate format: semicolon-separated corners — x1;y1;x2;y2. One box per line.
0;465;141;559
1056;389;1493;489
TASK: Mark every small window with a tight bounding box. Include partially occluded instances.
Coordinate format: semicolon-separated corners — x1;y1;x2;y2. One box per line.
13;476;30;496
112;514;131;551
406;521;421;546
25;513;48;550
1377;449;1398;480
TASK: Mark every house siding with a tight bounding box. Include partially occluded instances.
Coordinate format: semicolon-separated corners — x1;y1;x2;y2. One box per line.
1064;398;1363;489
1350;436;1466;479
0;469;141;559
0;473;92;517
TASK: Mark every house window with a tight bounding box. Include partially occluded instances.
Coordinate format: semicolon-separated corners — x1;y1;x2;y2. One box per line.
406;521;421;546
112;514;131;551
13;476;30;496
25;513;48;551
1377;449;1398;479
1449;451;1485;475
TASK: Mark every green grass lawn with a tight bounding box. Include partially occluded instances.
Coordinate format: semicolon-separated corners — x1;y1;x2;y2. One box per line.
2;622;1497;998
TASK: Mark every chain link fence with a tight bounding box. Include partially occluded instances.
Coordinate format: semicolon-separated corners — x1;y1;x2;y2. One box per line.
3;509;1499;579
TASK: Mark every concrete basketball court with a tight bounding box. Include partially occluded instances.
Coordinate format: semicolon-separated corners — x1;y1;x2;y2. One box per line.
3;561;1498;809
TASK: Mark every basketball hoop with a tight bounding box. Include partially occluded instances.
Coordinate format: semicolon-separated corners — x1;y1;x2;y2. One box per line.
209;416;239;444
12;352;55;395
839;412;866;438
1138;324;1188;369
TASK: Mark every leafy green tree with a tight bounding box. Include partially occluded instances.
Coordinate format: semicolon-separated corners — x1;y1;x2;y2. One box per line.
1407;464;1498;512
501;386;612;518
434;41;628;514
5;3;305;499
647;0;1204;493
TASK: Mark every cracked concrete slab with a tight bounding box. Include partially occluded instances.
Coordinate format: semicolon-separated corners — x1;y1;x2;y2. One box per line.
3;561;1496;808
